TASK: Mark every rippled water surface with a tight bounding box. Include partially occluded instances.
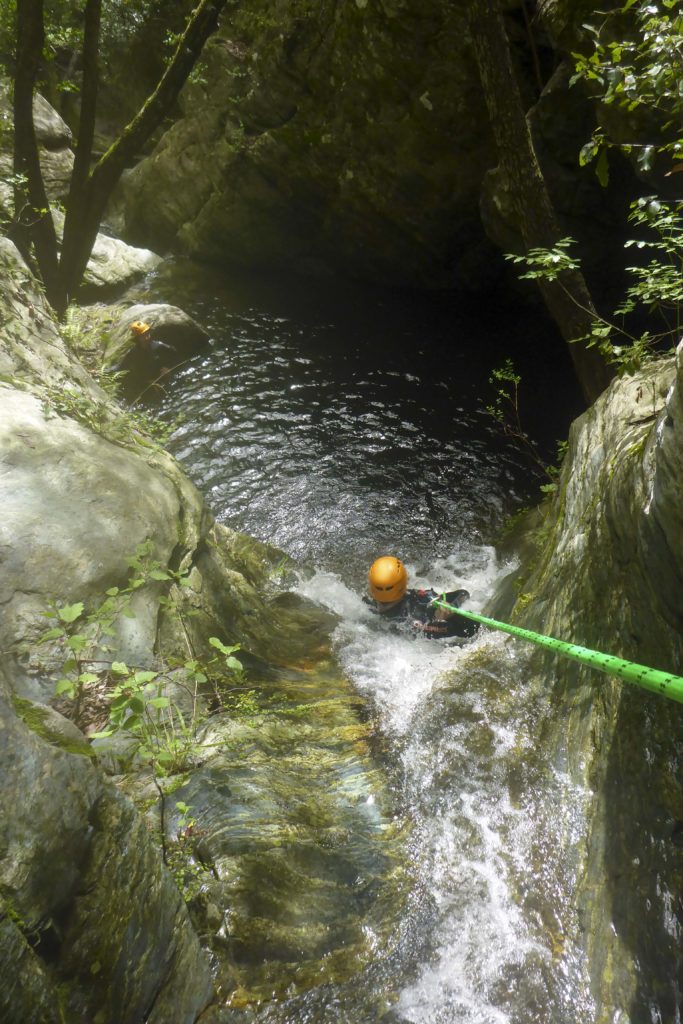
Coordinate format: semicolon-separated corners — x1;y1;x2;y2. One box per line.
135;263;594;1022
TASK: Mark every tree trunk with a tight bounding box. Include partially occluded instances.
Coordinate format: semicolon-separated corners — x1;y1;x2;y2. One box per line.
13;0;60;307
56;0;230;313
465;0;614;404
13;0;231;316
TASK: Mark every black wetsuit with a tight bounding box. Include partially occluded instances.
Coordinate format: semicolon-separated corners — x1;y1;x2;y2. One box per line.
118;336;178;397
367;588;479;639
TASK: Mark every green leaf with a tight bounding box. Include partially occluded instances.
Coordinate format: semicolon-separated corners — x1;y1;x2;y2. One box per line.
149;569;171;581
133;670;158;684
148;696;171;708
106;587;120;597
66;634;88;653
78;672;99;685
111;661;129;675
40;626;65;642
209;636;231;654
58;602;84;623
55;678;75;696
90;729;113;739
596;148;609;187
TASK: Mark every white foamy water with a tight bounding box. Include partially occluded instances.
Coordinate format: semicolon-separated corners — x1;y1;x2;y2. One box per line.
298;545;506;733
298;545;594;1024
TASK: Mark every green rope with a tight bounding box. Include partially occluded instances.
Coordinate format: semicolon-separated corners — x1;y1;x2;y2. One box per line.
432;598;683;705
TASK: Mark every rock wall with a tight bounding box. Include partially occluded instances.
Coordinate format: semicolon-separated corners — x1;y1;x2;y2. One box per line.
118;0;637;293
121;0;499;289
0;237;337;1021
497;350;683;1021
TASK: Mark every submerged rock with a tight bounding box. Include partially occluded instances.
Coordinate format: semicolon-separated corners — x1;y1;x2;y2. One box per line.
164;661;410;1004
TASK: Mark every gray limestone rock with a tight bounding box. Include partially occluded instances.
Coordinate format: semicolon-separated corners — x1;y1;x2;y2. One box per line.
51;210;163;298
0;84;74;211
498;348;683;1020
0;685;213;1024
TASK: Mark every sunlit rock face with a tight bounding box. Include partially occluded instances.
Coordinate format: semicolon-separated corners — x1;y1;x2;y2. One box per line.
0;240;307;1020
0;83;75;214
121;0;498;289
0;236;409;1021
499;348;683;1021
0;238;216;1022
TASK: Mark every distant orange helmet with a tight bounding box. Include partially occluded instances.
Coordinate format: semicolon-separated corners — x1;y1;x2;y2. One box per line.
130;320;151;335
368;556;408;603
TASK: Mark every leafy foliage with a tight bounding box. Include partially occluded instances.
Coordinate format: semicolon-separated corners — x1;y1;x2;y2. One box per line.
40;381;178;449
571;0;683;177
39;541;250;777
505;194;683;374
505;237;580;280
507;0;683;375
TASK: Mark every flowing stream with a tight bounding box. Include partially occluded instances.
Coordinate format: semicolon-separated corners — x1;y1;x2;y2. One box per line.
133;261;596;1022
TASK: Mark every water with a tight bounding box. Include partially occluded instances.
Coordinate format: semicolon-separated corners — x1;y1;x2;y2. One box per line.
137;261;595;1021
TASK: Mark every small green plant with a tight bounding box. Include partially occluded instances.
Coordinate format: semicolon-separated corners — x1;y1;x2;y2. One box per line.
506;0;683;378
40;382;177;450
41;542;251;775
268;554;293;583
486;359;563;487
505;237;580;281
164;800;210;901
570;0;683;178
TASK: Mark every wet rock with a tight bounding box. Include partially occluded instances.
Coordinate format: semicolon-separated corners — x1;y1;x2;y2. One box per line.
50;210;163;299
164;676;410;1003
80;229;162;297
0;678;213;1024
500;346;683;1020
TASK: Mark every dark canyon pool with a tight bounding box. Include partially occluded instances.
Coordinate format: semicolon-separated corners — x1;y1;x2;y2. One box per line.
131;260;597;1023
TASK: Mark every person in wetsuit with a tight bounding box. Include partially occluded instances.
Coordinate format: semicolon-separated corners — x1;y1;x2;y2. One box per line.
116;320;179;401
128;320;176;374
365;555;479;640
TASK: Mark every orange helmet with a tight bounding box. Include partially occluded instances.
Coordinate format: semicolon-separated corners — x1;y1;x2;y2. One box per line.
368;556;408;603
130;320;151;335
